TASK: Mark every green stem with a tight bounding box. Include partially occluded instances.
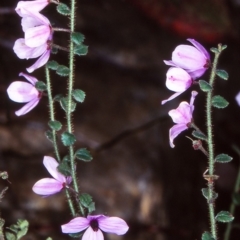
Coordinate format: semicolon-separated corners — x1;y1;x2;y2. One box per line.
206;45;223;239
65;189;76;216
67;0;84;216
224;148;240;240
45;67;61;162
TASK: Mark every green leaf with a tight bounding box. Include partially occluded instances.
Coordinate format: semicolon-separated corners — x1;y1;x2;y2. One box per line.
71;32;85;45
199;80;212;92
215;154;233;163
62;155;70;162
56;65;70;76
56;3;70;15
215;211;234;223
60;97;76;112
72;89;86;103
216;70;229;80
61;132;76;146
202;231;215;240
192;130;207;141
210;47;219;53
221;45;227;50
202;188;218;201
79;193;95;213
6;219;29;240
45;130;53;142
35;81;47;91
53;94;64;102
212;95;229;108
232;193;240;205
74;45;88;56
47;60;59;70
75;148;93;162
57;161;71;176
48;120;62;131
5;232;16;240
51;47;58;54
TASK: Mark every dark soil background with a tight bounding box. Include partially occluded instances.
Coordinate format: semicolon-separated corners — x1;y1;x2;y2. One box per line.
0;0;240;240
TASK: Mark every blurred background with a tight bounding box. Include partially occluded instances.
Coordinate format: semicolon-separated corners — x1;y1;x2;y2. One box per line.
0;0;240;239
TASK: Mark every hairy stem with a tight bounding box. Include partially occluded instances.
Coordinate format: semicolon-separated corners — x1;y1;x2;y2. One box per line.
67;0;84;216
45;67;61;162
206;44;223;239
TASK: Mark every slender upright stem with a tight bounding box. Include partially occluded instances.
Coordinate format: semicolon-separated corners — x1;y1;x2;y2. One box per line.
45;67;60;162
67;0;84;215
206;45;223;239
46;67;76;215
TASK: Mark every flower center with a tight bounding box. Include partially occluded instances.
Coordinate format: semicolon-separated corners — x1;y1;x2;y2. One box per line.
90;219;99;232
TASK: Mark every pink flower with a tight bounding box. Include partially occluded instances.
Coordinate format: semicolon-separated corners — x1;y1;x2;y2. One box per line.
13;10;52;72
13;38;51;73
161;67;193;105
16;0;50;17
32;156;72;196
7;73;41;116
168;91;198;148
61;215;129;240
236;92;240;106
164;39;210;79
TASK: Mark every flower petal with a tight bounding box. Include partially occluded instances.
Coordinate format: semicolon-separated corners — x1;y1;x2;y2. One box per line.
43;156;66;183
169;123;188;148
166;67;192;92
236;92;240;106
98;216;129;235
32;178;64;195
7;81;38;103
27;49;50;73
19;72;38;85
187;38;210;60
82;227;104;240
15;0;49;17
15;98;40;116
187;68;207;80
61;218;89;233
161;92;182;105
25;25;51;48
168;102;192;124
163;60;177;67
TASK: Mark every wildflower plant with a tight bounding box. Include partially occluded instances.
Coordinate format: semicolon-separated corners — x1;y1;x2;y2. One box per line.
163;40;234;240
6;0;129;239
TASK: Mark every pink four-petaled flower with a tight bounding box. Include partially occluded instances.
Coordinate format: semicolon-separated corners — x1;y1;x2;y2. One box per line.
32;156;72;196
168;91;198;148
162;67;193;105
7;72;41;116
164;38;210;79
61;215;129;240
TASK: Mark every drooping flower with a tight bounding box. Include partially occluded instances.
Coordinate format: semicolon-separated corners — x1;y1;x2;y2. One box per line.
164;39;210;79
32;156;72;196
236;92;240;106
168;91;198;148
61;215;129;240
16;0;50;17
161;67;193;105
7;72;41;116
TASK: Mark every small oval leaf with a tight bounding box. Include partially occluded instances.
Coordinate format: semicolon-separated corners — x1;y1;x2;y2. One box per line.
215;154;233;163
56;3;70;16
57;161;71;176
48;120;62;131
61;132;76;146
35;81;47;91
75;148;93;162
60;97;76;112
215;211;234;223
199;80;212;92
202;231;215;240
216;69;229;80
71;32;85;45
72;89;86;103
210;47;219;53
202;188;218;200
74;45;88;56
56;65;70;76
45;130;53;142
212;95;229;109
47;60;59;70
